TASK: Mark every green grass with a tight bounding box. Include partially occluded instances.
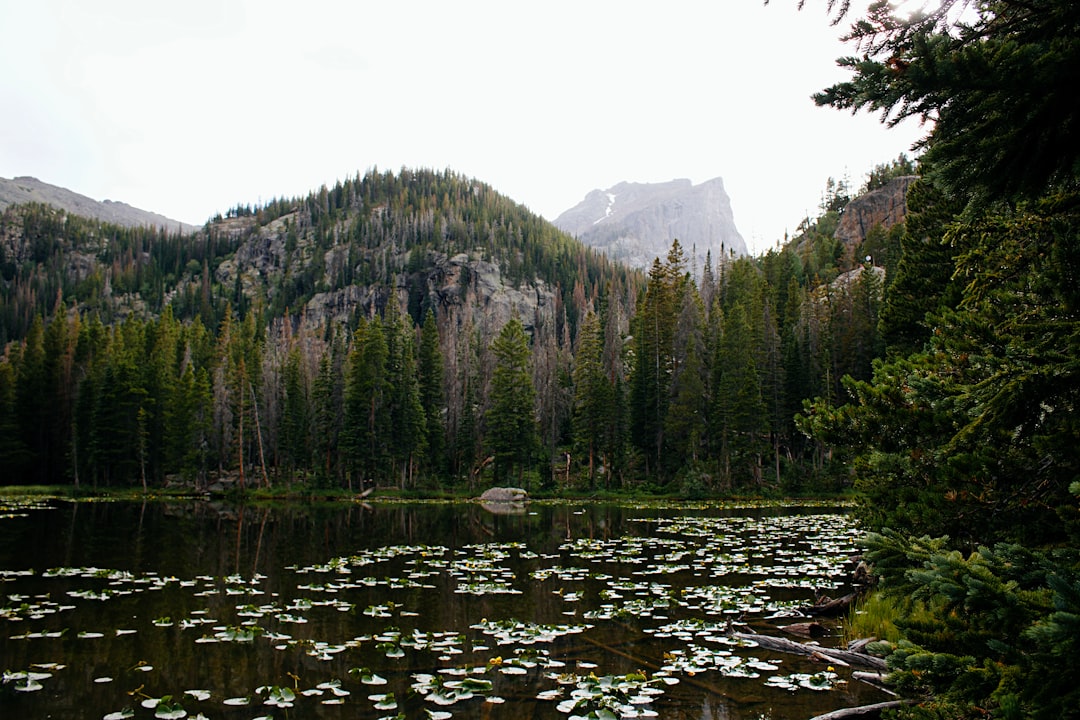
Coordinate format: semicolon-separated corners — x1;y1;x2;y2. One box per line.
844;591;902;645
0;485;69;496
843;589;938;647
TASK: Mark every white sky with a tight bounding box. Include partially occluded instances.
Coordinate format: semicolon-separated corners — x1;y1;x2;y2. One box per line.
1;0;926;255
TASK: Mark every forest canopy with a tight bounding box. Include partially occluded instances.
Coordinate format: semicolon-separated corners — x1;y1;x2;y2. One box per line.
796;1;1080;717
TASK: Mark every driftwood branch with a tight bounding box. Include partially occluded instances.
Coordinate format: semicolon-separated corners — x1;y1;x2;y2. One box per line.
731;632;887;671
808;699;914;719
806;591;859;616
779;621;826;638
851;670;896;696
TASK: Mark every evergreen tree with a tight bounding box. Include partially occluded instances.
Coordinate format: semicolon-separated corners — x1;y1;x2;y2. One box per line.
878;177;964;356
759;298;787;486
89;321;149;486
311;341;344;487
629;258;677;474
144;306;181;484
599;284;630;487
14;315;48;483
571;309;609;487
0;360;31;480
712;303;767;487
385;308;426;488
343;315;390;488
815;0;1080;205
485;316;536;485
280;347;310;478
798;3;1080;716
859;528;1080;720
417;309;446;478
665;281;708;470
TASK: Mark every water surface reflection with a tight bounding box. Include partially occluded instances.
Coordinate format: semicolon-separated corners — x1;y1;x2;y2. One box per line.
0;499;884;719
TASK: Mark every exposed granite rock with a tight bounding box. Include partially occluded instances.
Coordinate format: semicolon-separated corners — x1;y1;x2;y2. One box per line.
478;487;529;503
834;176;917;262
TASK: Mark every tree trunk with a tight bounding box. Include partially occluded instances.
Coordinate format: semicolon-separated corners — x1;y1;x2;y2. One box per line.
806;591;860;617
808;700;913;720
250;383;270;489
237;379;245;491
774;435;781;486
731;632;887;671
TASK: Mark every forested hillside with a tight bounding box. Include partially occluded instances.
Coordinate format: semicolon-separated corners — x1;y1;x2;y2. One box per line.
0;163;905;493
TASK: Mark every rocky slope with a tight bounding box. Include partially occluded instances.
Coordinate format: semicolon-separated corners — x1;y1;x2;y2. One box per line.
553;177;747;272
1;169;634;355
834;175;917;262
0;175;199;233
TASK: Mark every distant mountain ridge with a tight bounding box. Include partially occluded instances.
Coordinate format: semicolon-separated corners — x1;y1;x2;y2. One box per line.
553;177;747;272
0;175;199;234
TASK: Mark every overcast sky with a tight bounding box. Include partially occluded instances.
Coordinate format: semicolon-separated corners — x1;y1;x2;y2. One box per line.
1;0;926;255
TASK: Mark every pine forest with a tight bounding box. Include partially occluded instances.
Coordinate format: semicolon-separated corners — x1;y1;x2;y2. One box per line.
0;164;896;495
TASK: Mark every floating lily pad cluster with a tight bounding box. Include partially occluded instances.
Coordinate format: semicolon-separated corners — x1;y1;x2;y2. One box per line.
0;497;55;520
1;502;864;719
765;670;844;691
541;671;669;719
641;514;858;586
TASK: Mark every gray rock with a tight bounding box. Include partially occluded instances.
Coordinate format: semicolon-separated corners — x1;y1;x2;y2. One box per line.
553;177;747;272
478;487;529;503
833;175;917;262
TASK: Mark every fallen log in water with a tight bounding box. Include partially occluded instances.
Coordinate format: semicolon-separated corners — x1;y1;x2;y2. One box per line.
778;621;826;639
805;591;860;617
851;671;897;696
730;632;887;671
808;699;914;719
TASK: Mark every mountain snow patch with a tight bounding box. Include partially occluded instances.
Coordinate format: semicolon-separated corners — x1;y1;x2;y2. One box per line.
594;192;616;225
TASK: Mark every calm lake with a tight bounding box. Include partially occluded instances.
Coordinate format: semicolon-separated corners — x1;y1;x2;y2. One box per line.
0;498;887;720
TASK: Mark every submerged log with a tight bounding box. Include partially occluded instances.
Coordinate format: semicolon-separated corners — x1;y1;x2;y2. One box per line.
779;621;826;639
847;637;877;653
809;650;850;667
806;591;859;617
731;632;887;671
808;699;913;720
851;671;896;696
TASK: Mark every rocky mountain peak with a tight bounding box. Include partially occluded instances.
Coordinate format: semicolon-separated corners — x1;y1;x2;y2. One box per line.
553;177;746;272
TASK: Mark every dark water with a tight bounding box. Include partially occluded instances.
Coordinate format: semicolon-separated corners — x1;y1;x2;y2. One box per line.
0;498;887;719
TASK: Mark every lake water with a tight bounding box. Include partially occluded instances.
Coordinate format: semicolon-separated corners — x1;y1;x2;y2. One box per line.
0;498;888;719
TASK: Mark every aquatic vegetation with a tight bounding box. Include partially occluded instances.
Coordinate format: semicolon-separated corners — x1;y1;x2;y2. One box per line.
2;668;51;692
544;672;666;719
765;670;843;691
256;684;297;708
471;619;592;645
0;500;867;719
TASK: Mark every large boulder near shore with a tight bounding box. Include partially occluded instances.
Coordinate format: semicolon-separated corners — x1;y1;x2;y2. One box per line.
479;487;528;503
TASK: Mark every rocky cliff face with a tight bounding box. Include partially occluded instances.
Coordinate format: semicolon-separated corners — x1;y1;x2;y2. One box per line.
2;168;625;368
0;175;199;233
553;177;746;272
214;212;559;340
834;175;917;261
